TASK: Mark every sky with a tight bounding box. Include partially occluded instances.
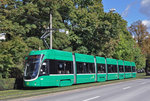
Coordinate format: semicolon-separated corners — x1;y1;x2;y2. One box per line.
102;0;150;32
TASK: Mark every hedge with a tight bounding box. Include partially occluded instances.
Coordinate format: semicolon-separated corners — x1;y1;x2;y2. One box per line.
0;78;23;90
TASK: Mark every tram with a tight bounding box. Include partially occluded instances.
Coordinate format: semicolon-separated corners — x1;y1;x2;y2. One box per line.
24;49;136;87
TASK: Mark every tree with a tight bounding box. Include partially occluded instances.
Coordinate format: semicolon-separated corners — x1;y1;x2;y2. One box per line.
129;20;149;48
0;37;28;78
0;0;146;78
129;20;149;75
25;37;45;51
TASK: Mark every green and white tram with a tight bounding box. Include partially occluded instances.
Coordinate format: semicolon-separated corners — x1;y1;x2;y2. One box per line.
24;49;136;87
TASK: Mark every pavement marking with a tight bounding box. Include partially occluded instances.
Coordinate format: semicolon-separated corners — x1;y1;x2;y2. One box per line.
123;86;131;90
83;96;100;101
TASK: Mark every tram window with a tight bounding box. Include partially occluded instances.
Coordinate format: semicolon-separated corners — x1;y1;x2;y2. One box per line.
49;60;57;74
119;65;124;72
87;63;94;73
41;63;47;75
88;63;95;73
125;66;131;72
107;65;117;73
125;66;128;72
128;66;131;72
97;64;106;73
57;62;65;74
77;62;83;73
112;65;117;73
132;66;136;72
107;65;112;73
65;62;73;74
77;62;95;74
83;63;88;73
49;60;73;74
40;60;49;75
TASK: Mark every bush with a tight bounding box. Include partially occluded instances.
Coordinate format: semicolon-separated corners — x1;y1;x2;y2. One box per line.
0;78;23;90
0;78;15;90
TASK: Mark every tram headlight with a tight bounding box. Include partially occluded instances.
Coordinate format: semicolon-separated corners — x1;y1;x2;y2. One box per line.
26;82;29;85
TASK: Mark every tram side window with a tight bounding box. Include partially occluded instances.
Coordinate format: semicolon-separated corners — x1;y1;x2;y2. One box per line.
107;65;112;73
112;65;117;73
49;60;57;74
107;65;117;73
132;66;136;72
77;62;95;74
97;64;106;73
57;62;65;74
125;66;128;72
119;65;124;72
77;62;83;73
128;66;131;72
88;63;95;73
83;63;88;73
125;66;131;72
49;60;73;74
65;62;73;74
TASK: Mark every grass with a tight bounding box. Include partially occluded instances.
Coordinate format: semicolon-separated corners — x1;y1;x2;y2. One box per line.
136;73;150;79
0;73;150;100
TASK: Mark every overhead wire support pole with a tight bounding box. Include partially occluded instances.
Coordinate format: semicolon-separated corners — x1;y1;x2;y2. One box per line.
40;12;69;49
50;13;52;49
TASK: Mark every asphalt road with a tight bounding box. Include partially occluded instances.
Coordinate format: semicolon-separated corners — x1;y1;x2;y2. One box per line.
13;78;150;101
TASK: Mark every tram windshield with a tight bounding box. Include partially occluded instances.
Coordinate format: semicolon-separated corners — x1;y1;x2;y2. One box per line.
24;55;43;80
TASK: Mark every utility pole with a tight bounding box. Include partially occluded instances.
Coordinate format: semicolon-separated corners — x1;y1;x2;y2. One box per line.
50;13;52;49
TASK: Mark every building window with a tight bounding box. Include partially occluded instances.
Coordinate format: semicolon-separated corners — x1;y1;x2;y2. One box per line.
97;64;106;73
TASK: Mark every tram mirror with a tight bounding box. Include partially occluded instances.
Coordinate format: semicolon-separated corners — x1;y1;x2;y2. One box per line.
40;69;43;72
41;65;46;75
42;62;46;66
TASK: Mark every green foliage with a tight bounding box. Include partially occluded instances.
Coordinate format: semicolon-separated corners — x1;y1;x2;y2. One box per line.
134;47;146;69
0;37;28;78
113;32;146;69
0;78;16;90
25;37;45;50
0;0;145;78
114;33;133;60
0;54;14;78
